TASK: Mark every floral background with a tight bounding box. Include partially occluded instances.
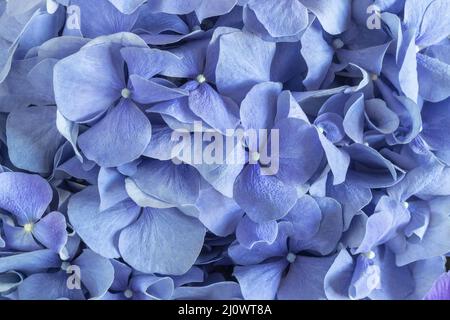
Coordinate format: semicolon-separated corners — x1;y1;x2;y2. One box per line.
0;0;450;300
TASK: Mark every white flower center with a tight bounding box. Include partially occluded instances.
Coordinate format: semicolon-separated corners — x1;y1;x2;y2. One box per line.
286;253;297;263
364;251;376;260
403;201;409;209
121;88;131;99
23;223;33;233
124;289;133;298
196;74;206;84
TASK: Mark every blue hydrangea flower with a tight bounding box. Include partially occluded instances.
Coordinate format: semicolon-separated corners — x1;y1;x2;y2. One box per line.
68;185;206;275
54;33;187;167
0;172;68;255
230;196;344;299
1;0;450;301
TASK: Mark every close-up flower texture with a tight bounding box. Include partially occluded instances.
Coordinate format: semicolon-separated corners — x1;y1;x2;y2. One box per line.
0;0;450;301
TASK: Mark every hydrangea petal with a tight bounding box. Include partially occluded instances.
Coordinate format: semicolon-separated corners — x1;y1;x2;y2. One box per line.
32;211;68;254
233;164;297;223
68;187;140;258
234;260;287;300
17;271;84;300
131;159;200;207
278;255;336;300
53;39;125;122
72;249;115;299
214;29;275;102
6;106;64;174
236;216;278;249
118;207;205;275
246;0;308;38
0;172;51;225
78;99;152;167
72;0;139;38
300;0;350;35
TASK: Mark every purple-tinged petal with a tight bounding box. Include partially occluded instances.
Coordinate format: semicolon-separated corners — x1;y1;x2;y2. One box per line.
300;0;350;35
130;74;188;104
404;0;450;47
196;0;237;22
396;198;450;266
121;47;175;79
0;172;51;225
98;167;128;211
131;159;200;207
147;0;201;15
6;105;64;174
228;222;290;265
275;118;324;185
130;275;174;300
33;211;68;254
365;98;400;134
110;260;131;292
424;272;450;300
317;130;350;185
108;0;146;14
53;40;125;122
291;197;343;256
71;0;139;38
236;215;278;249
159;39;207;79
417;52;450;103
234;260;287;300
344;144;401;188
214;29;275;102
337;42;390;75
78;99;152;168
68;187;140;259
301;22;333;90
327;180;372;231
233;164;297;223
188;82;239;133
195;187;243;237
421;98;450;152
240;82;282;131
278;255;336;300
0;250;60;273
357;196;410;254
275;90;309;123
17;271;84;300
343;93;365;143
397;29;419;103
324;249;354;300
285;195;322;241
246;0;308;38
125;178;174;209
72;249;115;299
118;207;205;275
2;223;41;252
349;255;379;300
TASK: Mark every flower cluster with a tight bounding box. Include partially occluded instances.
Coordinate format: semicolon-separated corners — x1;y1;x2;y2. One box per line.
0;0;449;300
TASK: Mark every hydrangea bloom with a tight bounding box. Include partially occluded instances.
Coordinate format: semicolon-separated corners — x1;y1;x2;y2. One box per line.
0;0;449;300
